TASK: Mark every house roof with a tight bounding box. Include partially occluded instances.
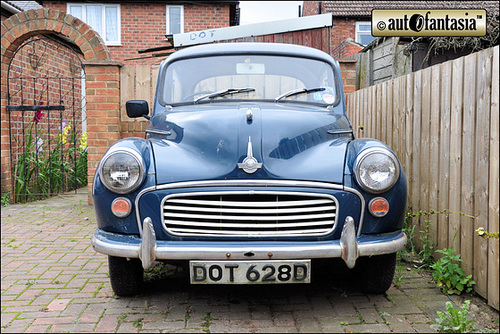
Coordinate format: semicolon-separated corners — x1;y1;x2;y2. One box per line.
323;1;499;18
6;1;42;11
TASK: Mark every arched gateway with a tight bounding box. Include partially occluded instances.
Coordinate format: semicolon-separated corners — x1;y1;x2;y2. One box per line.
1;9;120;203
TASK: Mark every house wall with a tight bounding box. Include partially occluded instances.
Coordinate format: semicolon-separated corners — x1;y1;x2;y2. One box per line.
41;2;231;63
303;2;367;58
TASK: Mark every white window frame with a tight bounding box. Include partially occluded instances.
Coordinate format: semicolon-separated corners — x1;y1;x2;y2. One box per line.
166;5;184;35
67;3;121;46
355;21;374;46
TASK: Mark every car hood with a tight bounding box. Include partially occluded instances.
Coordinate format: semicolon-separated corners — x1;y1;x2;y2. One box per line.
148;103;352;185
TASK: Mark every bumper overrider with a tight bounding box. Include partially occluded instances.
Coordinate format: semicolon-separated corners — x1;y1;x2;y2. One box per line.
91;216;407;270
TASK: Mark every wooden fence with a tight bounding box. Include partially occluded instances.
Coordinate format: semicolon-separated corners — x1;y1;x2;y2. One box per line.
347;46;499;309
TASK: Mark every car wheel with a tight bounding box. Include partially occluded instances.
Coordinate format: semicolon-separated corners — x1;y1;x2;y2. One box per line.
108;256;144;297
353;253;397;294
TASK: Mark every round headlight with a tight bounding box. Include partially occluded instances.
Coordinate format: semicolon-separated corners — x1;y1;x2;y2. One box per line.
354;148;400;194
99;149;145;194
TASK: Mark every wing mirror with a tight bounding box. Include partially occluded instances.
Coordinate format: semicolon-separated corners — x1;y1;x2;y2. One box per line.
126;100;150;120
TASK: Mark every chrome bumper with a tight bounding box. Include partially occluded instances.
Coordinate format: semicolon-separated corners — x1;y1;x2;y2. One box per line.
91;216;407;270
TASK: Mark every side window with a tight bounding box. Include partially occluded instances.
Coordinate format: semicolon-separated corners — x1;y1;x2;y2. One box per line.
355;21;376;46
166;5;184;35
68;4;121;46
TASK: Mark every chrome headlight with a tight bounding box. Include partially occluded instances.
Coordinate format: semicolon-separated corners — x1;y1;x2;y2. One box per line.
354;148;400;194
99;148;145;194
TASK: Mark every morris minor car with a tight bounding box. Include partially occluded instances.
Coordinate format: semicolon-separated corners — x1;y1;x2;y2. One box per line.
91;43;407;297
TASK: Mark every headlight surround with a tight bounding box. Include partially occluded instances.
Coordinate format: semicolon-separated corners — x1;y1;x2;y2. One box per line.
99;148;145;194
354;148;400;194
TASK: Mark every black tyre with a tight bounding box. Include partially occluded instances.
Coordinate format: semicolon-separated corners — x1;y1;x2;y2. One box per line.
108;256;144;297
353;253;397;294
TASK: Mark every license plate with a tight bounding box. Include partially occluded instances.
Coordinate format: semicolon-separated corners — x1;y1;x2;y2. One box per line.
189;260;311;284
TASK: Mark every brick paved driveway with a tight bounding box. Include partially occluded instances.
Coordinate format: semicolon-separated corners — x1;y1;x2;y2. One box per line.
1;189;495;333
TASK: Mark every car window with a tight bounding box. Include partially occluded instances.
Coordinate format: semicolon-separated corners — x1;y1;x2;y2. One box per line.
160;55;337;106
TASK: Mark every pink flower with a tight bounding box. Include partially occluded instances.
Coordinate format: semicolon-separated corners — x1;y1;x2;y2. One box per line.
33;110;43;124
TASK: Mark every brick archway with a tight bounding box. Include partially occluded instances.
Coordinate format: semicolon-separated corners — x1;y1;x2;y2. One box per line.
1;9;119;203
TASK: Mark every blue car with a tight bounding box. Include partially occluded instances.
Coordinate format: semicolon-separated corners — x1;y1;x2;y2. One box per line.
91;43;407;297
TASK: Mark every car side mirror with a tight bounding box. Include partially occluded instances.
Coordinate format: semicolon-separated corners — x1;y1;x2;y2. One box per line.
126;100;150;119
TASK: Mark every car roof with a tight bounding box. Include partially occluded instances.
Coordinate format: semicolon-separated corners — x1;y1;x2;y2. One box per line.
164;42;338;66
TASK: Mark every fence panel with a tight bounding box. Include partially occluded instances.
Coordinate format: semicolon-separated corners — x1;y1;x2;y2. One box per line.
346;46;499;310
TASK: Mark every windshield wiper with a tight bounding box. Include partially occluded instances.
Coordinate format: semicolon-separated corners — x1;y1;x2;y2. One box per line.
275;87;326;102
194;87;256;103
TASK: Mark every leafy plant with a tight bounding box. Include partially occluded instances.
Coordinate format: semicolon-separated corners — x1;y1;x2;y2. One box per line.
430;300;475;333
13;113;87;203
476;227;499;239
394;264;403;287
430;247;476;295
419;218;435;266
1;193;9;207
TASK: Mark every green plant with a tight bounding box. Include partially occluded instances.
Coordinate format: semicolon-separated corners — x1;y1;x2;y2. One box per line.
419;218;435;266
132;317;143;330
476;228;499;239
430;300;475;333
394;264;403;287
201;313;212;333
430;247;476;295
13;115;87;203
1;193;9;207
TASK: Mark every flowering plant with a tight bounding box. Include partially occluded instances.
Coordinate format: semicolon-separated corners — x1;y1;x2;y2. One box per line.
14;110;87;202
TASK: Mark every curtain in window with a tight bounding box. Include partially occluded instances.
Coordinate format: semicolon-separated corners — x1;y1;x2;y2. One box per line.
87;5;103;37
105;7;118;42
69;5;83;20
169;7;181;34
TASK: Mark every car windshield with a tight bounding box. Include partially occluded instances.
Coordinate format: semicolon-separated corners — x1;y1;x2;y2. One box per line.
159;55;338;106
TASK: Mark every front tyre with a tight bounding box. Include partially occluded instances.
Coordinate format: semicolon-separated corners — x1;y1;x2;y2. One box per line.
354;253;397;294
108;256;144;297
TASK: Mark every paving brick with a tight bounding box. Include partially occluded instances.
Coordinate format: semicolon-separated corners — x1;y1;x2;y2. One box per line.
1;190;498;333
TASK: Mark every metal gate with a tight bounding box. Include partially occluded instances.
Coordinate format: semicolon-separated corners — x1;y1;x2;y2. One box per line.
7;36;87;203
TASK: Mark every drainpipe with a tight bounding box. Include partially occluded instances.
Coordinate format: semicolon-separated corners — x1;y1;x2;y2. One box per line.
1;1;22;14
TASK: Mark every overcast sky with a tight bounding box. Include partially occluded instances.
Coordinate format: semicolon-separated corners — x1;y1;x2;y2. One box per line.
238;1;304;25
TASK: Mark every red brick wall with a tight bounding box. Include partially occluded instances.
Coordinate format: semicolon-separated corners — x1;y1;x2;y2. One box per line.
85;64;121;200
42;2;231;63
1;8;113;203
339;59;357;95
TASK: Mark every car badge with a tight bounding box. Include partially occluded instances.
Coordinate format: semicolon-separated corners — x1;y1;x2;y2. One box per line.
238;136;262;174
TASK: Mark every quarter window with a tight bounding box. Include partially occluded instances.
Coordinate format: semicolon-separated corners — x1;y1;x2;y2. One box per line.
356;21;376;46
68;3;121;46
166;5;184;35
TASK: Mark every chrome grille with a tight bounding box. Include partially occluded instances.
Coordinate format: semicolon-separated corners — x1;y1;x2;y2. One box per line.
162;191;338;237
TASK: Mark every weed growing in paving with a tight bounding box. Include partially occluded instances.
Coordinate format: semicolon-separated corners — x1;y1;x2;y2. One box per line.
430;300;475;333
133;318;144;330
201;313;212;333
394;264;403;287
430;247;475;295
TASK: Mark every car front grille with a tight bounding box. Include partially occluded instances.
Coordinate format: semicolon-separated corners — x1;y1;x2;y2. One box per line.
162;191;338;237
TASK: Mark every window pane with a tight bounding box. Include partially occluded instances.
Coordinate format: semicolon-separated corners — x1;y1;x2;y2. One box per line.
358;24;371;32
105;6;118;42
169;7;181;34
359;34;376;46
69;5;83;20
87;5;103;37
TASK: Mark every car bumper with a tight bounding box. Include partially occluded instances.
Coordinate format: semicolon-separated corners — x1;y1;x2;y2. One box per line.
91;216;407;270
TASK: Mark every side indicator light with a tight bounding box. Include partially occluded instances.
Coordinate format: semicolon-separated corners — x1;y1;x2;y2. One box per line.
369;197;389;217
111;198;132;218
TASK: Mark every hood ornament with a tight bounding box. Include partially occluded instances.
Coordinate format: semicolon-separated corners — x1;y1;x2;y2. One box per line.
238;136;262;174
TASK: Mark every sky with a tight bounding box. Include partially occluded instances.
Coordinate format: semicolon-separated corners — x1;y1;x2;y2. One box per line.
238;1;304;25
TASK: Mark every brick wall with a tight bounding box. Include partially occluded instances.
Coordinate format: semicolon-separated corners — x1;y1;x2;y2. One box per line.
84;63;121;199
1;8;113;203
303;2;362;58
339;59;357;94
42;2;232;64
